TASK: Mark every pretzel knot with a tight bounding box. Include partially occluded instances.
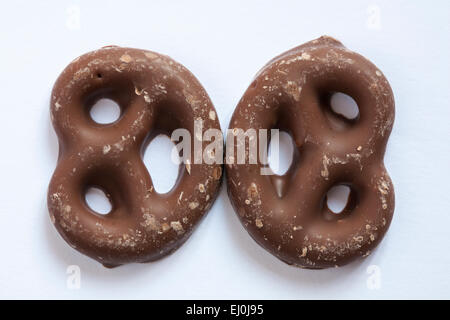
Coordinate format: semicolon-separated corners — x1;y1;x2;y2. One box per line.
226;36;395;269
48;46;222;267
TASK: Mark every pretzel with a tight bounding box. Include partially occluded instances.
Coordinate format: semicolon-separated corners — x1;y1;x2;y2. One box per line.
48;46;222;267
226;36;395;269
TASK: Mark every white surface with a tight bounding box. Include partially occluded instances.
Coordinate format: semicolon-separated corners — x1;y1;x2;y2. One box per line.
0;0;448;299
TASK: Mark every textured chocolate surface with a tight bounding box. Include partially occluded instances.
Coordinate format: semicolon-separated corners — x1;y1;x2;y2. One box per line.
48;46;222;267
226;36;395;269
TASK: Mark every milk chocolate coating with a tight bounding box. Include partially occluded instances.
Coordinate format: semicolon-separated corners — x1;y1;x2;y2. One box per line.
226;36;395;269
48;46;222;267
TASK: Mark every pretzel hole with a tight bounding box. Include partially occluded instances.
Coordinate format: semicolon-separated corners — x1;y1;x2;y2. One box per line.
89;98;121;124
326;184;351;214
268;131;294;175
85;187;112;215
143;134;180;194
330;92;359;120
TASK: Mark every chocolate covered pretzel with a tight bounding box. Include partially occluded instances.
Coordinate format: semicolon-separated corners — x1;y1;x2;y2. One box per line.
226;36;395;269
48;46;222;267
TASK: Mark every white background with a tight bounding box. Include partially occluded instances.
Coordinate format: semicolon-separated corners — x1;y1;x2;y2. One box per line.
0;0;448;299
